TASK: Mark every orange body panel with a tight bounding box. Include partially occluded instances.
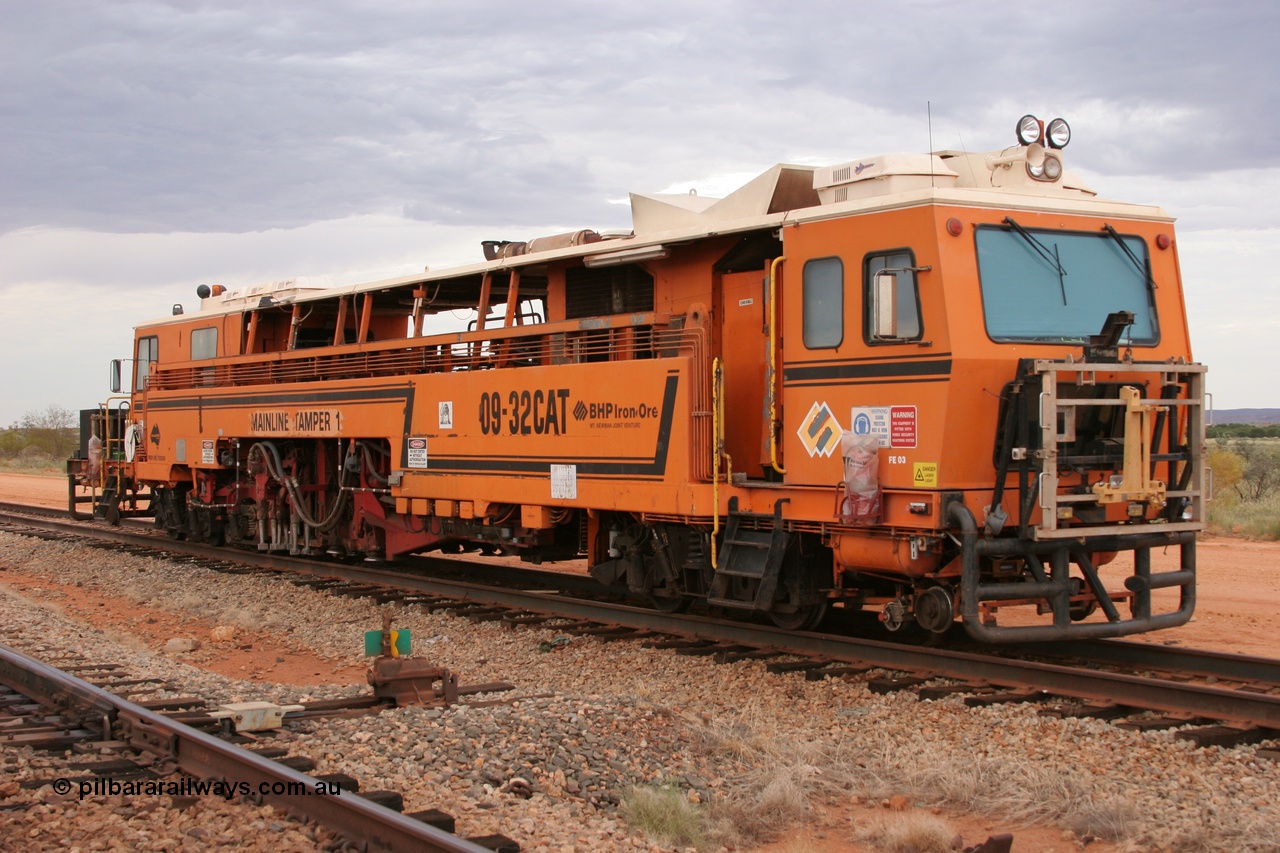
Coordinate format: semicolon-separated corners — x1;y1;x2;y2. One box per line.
84;139;1204;641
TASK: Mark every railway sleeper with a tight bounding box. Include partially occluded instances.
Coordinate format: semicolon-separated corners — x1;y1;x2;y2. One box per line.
805;664;874;682
1175;724;1279;749
1037;702;1134;721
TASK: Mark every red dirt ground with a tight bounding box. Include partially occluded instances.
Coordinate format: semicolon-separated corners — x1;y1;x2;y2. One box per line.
4;472;1277;851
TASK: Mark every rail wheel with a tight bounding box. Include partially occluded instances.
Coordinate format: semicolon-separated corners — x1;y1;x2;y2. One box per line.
769;600;828;631
190;508;225;547
1068;577;1098;621
914;586;954;635
648;590;691;613
155;486;189;540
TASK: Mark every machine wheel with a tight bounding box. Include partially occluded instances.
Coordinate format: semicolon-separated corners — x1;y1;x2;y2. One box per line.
190;509;226;547
1068;577;1098;621
769;600;828;631
1069;599;1098;621
914;586;955;634
648;591;691;613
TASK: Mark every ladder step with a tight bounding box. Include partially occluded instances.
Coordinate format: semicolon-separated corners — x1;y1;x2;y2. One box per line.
714;567;767;579
723;537;770;549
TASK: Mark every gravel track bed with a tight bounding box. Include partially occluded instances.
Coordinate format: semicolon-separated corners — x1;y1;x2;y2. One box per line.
2;530;1279;852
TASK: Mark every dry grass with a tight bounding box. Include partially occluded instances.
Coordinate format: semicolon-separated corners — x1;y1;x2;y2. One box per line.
1143;809;1280;853
708;758;816;846
621;704;822;850
101;627;148;651
0;459;62;475
1209;490;1280;539
769;841;823;853
826;740;1095;827
221;605;284;631
621;781;708;849
170;592;212;616
1061;795;1138;842
857;812;958;853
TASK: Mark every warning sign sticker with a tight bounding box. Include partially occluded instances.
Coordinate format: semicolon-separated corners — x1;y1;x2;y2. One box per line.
550;463;578;499
849;405;918;449
913;462;938;487
406;437;428;469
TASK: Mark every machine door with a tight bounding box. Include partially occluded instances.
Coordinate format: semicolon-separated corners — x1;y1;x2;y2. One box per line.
718;269;769;479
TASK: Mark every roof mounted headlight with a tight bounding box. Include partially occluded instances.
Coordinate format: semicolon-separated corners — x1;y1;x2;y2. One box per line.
1027;153;1063;182
1016;114;1043;146
1046;117;1071;149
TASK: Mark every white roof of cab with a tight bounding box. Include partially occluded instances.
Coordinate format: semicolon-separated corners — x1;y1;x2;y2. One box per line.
149;148;1171;325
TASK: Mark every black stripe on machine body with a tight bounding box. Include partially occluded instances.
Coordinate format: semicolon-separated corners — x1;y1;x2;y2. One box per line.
145;385;418;466
144;385;414;410
785;351;953;368
783;359;952;384
423;457;666;478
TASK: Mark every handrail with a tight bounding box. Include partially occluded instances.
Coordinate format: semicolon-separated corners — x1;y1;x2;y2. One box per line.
150;311;677;391
158;311;671;367
98;396;132;492
711;357;725;567
767;256;786;474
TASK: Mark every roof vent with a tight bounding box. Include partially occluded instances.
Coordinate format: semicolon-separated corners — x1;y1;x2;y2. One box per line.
813;154;958;204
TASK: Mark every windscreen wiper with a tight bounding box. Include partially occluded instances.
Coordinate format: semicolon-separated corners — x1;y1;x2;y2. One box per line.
1004;216;1067;305
1102;224;1156;291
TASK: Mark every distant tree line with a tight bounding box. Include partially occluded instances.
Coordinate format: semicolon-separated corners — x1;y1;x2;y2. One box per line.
0;405;77;462
1207;423;1280;439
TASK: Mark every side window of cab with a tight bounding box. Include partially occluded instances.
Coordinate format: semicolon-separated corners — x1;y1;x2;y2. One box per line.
864;250;922;343
802;257;844;349
134;335;158;390
191;327;218;360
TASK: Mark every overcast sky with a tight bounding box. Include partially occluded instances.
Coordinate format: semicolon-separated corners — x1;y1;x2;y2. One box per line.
2;0;1278;427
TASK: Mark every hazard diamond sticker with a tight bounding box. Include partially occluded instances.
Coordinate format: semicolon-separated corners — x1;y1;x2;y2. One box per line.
797;401;841;458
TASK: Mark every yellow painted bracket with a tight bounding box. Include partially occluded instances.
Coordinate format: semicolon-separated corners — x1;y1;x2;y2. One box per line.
1091;386;1166;506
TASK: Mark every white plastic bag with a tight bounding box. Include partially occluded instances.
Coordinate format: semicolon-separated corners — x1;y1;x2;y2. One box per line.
840;431;881;525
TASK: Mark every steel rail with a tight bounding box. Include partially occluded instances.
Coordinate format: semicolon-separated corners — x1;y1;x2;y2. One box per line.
5;507;1280;727
0;642;492;853
1023;639;1280;686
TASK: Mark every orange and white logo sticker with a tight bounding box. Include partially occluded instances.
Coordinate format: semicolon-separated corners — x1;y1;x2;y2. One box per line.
797;401;841;458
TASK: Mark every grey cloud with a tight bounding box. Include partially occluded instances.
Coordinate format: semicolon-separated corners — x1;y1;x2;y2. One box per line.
2;0;1277;237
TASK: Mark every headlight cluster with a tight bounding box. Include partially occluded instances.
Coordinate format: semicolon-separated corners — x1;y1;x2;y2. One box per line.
1016;114;1070;148
1028;156;1062;180
1016;114;1070;181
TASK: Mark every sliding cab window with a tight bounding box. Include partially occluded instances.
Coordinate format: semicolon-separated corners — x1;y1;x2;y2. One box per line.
134;335;158;391
864;251;922;344
802;257;844;349
191;327;218;360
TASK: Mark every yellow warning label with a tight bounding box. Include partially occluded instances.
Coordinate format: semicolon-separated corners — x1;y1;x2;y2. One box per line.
913;462;938;487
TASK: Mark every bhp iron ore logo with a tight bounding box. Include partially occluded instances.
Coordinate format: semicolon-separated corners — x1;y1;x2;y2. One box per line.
573;400;660;422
